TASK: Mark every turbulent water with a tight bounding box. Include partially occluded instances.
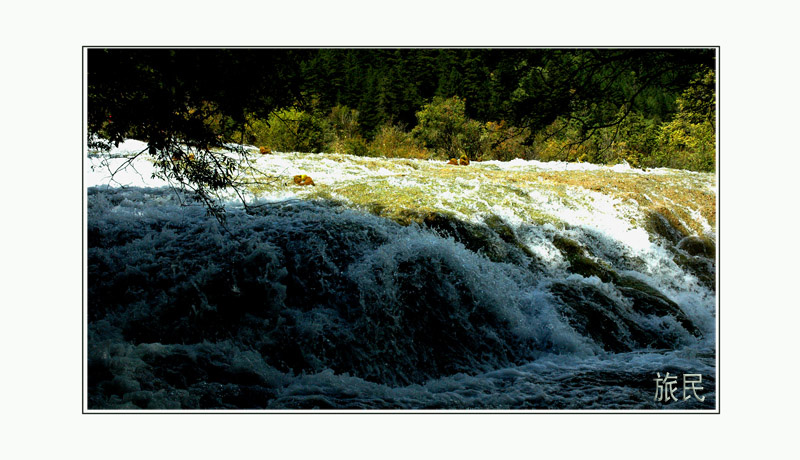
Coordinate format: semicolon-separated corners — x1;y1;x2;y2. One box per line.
86;141;717;410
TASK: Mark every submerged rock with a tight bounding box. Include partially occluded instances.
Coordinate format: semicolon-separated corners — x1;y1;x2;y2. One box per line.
551;235;616;283
413;212;538;268
550;280;699;352
615;275;700;336
645;207;690;244
677;235;716;259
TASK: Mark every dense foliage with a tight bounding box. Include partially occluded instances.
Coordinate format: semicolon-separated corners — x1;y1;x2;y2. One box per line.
293;49;715;171
88;49;307;216
88;48;716;208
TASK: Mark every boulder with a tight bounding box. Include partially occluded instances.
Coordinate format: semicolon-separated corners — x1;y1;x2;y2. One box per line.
293;174;315;186
677;236;716;259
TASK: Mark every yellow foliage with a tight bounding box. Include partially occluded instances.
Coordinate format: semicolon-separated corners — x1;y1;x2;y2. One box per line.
293;174;315;186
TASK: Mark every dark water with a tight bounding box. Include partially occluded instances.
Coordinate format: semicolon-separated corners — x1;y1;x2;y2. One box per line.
87;187;716;410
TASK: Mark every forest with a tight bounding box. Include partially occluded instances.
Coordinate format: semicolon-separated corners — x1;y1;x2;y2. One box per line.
88;48;716;186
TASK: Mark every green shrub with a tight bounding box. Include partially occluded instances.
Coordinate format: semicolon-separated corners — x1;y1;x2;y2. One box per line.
342;136;370;157
656;118;715;171
602;111;662;168
531;118;597;163
370;124;429;159
241;108;332;153
323;105;374;156
327;105;361;141
480;120;531;161
239;115;270;146
411;96;483;159
532;87;716;172
654;70;716;172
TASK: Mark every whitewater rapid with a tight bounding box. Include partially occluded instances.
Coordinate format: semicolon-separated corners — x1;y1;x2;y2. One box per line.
86;142;716;410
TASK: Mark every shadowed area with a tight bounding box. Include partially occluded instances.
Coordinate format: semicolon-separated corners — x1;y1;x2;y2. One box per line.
88;186;715;409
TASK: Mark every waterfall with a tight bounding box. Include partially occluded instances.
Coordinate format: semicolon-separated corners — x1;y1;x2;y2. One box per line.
86;143;716;409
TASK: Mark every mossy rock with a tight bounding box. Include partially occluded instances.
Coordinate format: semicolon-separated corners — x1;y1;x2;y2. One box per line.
482;215;543;267
551;235;617;283
387;208;444;226
677;236;716;259
356;204;438;227
615;275;700;336
391;212;534;268
550;280;699;352
549;282;673;352
645;208;690;244
672;253;716;292
419;212;513;263
483;214;518;244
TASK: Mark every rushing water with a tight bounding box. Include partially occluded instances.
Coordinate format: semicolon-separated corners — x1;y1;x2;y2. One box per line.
86;142;716;410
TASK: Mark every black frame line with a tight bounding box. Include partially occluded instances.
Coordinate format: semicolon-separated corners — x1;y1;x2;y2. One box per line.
82;45;721;415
